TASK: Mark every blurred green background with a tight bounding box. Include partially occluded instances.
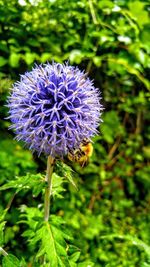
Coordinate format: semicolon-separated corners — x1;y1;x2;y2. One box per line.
0;0;150;266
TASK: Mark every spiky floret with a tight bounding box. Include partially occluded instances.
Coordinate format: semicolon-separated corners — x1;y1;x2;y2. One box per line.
7;62;103;157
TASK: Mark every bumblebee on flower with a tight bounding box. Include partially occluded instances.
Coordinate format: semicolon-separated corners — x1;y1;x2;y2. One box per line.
7;62;103;163
68;138;93;167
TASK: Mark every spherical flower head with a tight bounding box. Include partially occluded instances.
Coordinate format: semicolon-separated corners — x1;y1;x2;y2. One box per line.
7;62;103;157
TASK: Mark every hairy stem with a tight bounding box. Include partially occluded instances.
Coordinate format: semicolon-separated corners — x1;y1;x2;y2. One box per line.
44;156;55;222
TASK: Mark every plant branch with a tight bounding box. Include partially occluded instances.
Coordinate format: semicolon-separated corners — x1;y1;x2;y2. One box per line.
108;136;121;160
135;110;142;134
88;0;98;25
44;156;55;222
6;192;16;211
0;247;8;257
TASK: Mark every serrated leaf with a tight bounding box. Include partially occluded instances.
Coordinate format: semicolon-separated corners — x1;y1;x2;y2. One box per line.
0;171;71;199
56;161;77;189
52;173;66;198
30;215;73;267
19;206;43;231
0;173;45;196
2;254;20;267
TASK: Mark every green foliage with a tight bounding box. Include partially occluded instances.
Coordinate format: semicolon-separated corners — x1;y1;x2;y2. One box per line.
2;254;21;267
0;170;74;199
56;161;77;189
0;171;79;266
0;137;37;184
19;207;81;266
28;216;74;266
2;254;27;267
0;210;7;247
101;111;125;144
0;173;44;196
101;234;150;259
0;0;150;266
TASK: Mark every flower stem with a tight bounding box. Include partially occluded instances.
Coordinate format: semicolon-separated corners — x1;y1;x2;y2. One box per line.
44;156;55;222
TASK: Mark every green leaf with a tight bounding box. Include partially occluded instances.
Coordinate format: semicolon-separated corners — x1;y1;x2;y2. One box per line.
128;1;149;27
0;209;7;222
69;50;84;64
0;56;7;67
24;52;38;65
0;42;9;53
0;210;7;246
56;161;77;189
69;251;80;263
0;173;45;197
78;260;95;267
108;57;150;90
27;39;40;47
9;53;20;68
30;215;72;267
41;52;52;62
0;170;74;199
101;111;124;144
100;234;150;257
2;254;20;267
0;222;6;246
19;206;43;230
93;56;102;67
52;173;66;198
141;25;150;50
136;166;150;186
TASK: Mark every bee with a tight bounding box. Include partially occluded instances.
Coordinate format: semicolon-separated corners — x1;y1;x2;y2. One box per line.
68;139;93;167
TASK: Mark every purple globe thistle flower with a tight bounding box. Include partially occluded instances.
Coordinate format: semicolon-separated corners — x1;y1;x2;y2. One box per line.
7;62;103;157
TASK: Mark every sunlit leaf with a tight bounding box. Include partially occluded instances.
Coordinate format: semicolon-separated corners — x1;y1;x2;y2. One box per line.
30;215;73;267
0;173;45;197
2;254;20;267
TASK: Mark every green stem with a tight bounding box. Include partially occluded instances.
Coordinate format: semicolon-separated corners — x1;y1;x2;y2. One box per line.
88;0;98;25
44;156;55;222
0;247;8;257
